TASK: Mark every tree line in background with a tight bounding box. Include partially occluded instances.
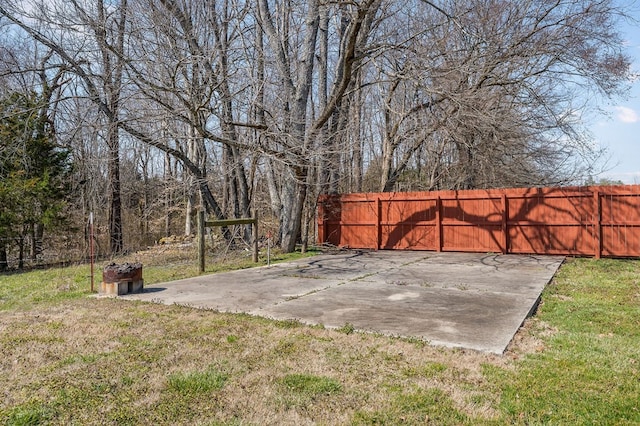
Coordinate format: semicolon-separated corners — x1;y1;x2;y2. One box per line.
0;0;632;268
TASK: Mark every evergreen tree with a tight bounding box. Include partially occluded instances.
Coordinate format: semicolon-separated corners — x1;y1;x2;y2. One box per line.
0;91;71;270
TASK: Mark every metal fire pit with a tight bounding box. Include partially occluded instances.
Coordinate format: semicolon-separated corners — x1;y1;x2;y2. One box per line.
100;262;144;295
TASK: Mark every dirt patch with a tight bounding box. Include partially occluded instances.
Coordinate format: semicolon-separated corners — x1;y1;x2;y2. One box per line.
504;317;558;361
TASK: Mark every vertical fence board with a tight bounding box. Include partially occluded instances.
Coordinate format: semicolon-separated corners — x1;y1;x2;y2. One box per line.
435;197;442;252
502;194;509;254
594;190;602;259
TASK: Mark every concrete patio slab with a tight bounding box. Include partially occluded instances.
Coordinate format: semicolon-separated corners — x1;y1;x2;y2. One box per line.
121;270;343;313
254;281;533;353
122;251;564;354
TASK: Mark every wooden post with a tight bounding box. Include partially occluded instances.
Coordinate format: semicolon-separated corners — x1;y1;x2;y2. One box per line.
502;194;509;254
252;213;259;263
198;210;205;273
594;190;602;259
376;197;382;250
89;212;95;292
435;197;442;252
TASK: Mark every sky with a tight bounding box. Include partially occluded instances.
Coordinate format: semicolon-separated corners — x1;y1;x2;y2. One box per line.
593;4;640;184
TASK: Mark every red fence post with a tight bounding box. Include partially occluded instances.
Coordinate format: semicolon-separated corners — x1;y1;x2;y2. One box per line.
435;196;442;252
594;189;602;259
502;194;509;254
376;197;382;250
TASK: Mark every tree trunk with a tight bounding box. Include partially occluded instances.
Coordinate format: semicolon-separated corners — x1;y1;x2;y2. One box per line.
29;223;36;261
0;245;7;271
223;145;239;218
29;223;44;261
164;150;173;237
17;235;24;270
185;180;195;236
380;137;397;192
351;82;363;192
97;0;127;254
455;139;476;190
280;167;308;252
108;125;123;253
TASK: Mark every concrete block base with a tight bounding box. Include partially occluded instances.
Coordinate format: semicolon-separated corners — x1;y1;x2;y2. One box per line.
100;279;144;296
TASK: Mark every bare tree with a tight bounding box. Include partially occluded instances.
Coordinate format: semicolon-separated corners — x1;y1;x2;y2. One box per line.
372;0;630;192
256;0;382;251
94;0;128;253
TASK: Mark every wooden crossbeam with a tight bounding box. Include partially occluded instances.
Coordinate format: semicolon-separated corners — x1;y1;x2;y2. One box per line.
198;212;259;272
205;218;256;227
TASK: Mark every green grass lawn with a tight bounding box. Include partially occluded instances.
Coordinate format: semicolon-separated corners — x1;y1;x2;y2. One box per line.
0;254;638;425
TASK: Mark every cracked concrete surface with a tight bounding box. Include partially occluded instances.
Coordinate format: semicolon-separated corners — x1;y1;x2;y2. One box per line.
122;250;564;354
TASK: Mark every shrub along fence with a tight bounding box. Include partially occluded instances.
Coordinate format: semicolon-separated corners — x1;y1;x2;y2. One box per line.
317;185;640;258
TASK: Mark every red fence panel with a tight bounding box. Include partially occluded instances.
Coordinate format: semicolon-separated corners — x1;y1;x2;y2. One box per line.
381;197;437;250
317;185;640;258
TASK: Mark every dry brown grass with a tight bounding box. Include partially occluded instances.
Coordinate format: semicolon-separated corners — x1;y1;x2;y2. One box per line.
0;292;523;425
0;244;537;424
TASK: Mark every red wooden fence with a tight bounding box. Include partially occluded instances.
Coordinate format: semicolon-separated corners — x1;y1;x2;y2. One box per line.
317;185;640;258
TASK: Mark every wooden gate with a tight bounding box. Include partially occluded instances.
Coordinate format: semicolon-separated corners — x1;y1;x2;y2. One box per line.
317;185;640;258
